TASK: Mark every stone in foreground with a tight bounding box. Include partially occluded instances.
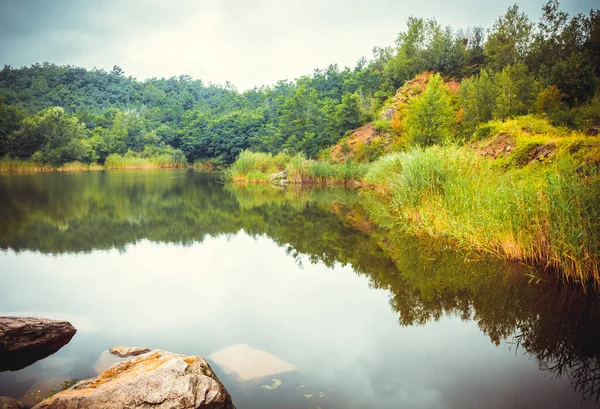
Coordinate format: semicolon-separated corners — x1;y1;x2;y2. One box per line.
109;346;152;357
0;317;77;371
33;350;235;409
0;396;25;409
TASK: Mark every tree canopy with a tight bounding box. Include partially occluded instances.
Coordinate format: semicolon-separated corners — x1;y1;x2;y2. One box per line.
0;1;598;166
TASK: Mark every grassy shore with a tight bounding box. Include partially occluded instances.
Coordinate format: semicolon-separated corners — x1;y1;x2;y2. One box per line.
0;155;186;173
227;116;600;287
225;150;369;185
0;158;104;173
104;154;186;169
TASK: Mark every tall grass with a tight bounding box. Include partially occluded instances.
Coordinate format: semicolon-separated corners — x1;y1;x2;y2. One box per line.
0;158;102;173
309;160;369;183
543;159;600;284
104;154;185;169
226;150;368;185
225;151;287;182
1;155;184;172
363;145;600;287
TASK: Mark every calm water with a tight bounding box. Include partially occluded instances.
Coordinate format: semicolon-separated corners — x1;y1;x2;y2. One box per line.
0;169;599;408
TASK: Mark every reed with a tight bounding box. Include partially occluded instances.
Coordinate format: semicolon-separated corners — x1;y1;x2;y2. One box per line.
363;144;600;287
226;150;367;185
0;158;102;173
104;154;185;169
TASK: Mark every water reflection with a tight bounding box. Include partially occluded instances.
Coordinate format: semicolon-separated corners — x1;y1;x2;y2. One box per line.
0;169;599;405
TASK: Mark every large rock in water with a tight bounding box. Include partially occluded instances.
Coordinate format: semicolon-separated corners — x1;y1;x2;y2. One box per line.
0;317;77;371
33;350;235;409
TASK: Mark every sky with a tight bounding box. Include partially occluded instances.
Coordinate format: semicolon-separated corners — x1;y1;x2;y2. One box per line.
0;0;597;90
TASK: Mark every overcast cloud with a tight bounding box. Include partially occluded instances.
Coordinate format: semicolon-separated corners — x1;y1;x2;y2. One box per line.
0;0;597;90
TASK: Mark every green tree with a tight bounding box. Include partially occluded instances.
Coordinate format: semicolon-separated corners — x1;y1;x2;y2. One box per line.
459;69;498;137
405;74;456;146
0;97;24;156
549;54;598;105
494;63;537;119
485;5;533;71
11;107;91;165
336;93;363;136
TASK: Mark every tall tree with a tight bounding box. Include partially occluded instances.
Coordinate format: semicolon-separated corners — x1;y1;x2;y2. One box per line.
485;5;533;71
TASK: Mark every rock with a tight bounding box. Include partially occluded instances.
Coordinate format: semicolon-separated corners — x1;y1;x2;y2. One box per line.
587;126;600;136
0;317;77;371
33;350;235;409
269;170;288;183
109;346;151;358
209;343;296;381
0;397;25;409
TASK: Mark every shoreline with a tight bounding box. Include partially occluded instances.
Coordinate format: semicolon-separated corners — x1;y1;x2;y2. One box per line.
0;161;188;174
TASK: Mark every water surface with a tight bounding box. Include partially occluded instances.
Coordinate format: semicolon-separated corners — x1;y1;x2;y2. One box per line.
0;169;599;408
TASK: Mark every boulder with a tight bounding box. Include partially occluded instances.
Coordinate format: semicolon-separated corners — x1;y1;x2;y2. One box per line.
269;171;288;184
109;346;151;358
587;126;600;136
0;317;77;371
0;397;25;409
33;350;235;409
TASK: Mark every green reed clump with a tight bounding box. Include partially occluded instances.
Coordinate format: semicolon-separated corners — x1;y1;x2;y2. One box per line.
244;171;271;183
310;160;368;183
363;153;404;187
542;159;600;284
104;153;185;169
286;153;309;183
362;145;600;286
227;150;367;184
226;150;290;182
0;157;103;172
0;157;50;172
58;161;102;171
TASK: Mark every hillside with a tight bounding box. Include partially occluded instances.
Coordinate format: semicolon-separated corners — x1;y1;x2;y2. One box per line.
331;72;460;162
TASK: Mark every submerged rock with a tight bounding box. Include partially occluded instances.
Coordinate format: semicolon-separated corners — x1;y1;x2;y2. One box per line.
33;350;235;409
93;350;128;374
0;396;25;409
0;317;77;371
209;343;296;381
269;171;288;184
109;346;151;357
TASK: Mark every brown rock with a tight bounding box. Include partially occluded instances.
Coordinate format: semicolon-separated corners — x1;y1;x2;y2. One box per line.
0;397;25;409
0;317;77;371
109;346;152;358
33;350;235;409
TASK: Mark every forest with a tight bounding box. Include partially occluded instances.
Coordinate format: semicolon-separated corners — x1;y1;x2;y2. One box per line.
0;0;599;169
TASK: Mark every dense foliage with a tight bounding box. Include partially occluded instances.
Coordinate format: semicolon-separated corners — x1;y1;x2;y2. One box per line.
0;1;599;167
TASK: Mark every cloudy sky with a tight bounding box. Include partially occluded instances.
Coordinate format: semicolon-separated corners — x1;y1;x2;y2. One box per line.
0;0;596;90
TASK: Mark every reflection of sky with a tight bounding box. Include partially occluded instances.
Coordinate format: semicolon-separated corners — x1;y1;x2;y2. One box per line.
0;233;595;408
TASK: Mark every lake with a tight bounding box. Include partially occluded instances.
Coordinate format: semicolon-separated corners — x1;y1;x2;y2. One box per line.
0;169;599;408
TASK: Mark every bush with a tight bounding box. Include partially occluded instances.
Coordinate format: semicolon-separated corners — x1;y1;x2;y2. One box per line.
373;119;392;133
